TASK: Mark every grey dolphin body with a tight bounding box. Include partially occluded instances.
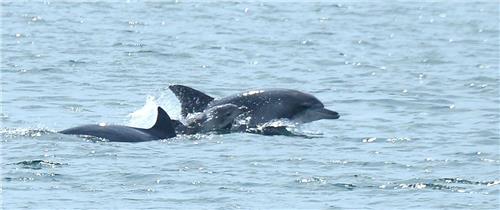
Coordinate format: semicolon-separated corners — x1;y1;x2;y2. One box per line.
59;107;176;142
168;85;340;129
172;104;246;135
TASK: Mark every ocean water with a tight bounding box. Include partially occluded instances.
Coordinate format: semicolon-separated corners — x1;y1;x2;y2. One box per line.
1;1;499;209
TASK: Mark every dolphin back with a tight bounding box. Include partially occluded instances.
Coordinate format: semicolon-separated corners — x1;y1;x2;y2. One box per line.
60;124;158;142
60;106;177;142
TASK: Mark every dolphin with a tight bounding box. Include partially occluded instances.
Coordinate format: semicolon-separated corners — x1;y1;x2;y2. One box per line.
59;107;176;142
168;85;340;128
172;104;246;135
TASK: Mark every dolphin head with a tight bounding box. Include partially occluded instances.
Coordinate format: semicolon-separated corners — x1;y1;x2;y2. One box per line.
288;94;340;123
202;104;245;131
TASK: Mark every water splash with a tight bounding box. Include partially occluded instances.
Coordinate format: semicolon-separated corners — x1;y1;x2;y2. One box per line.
127;92;181;128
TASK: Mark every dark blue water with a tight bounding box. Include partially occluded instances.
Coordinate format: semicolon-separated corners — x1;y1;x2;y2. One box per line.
1;1;499;209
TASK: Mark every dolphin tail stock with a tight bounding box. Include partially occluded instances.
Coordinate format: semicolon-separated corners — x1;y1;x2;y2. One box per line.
150;107;177;139
168;85;214;117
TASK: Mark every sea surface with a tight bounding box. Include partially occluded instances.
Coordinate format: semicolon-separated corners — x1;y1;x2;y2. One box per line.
1;1;499;209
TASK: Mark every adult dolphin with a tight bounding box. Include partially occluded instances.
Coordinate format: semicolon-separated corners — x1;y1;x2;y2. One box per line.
168;85;340;127
60;107;176;142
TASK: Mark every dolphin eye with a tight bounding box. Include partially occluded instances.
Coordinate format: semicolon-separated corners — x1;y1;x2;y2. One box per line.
295;103;313;113
301;102;321;109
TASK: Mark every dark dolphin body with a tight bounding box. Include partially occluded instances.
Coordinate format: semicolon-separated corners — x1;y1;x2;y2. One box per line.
60;107;176;142
168;85;340;128
172;104;246;135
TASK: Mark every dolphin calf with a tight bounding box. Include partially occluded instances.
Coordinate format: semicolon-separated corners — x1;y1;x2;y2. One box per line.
172;104;246;135
60;107;176;142
168;85;340;128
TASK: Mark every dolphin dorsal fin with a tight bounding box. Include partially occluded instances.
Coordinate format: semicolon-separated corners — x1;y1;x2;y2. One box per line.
150;107;176;138
169;85;214;117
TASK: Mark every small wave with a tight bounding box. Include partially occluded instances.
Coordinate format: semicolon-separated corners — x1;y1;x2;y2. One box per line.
331;183;356;190
112;42;146;47
23;15;44;23
13;160;66;170
75;135;109;142
174;133;217;143
125;50;193;59
396;183;464;191
436;177;500;186
295;177;356;190
68;59;89;66
350;136;412;144
0;128;54;138
386;137;412;143
296;176;327;184
130;188;158;193
308;31;335;36
391;177;500;193
3;176;35;182
4;173;62;182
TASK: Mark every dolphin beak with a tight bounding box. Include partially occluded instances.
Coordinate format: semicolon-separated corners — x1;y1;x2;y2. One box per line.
292;107;340;123
314;107;340;119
